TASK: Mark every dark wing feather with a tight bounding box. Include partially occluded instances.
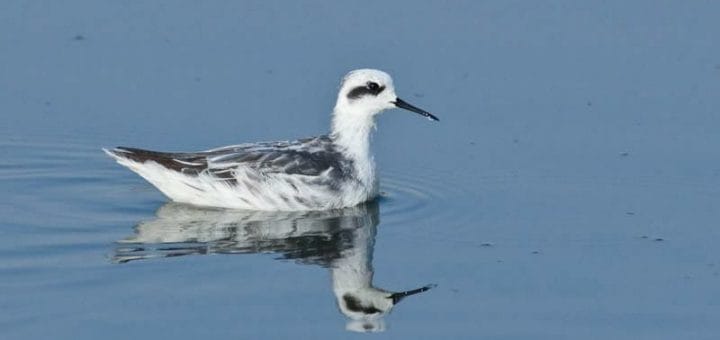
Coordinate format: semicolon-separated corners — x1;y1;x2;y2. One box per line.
207;136;353;178
112;147;208;174
111;136;353;180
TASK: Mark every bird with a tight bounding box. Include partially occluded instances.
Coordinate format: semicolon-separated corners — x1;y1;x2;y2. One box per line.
104;69;438;211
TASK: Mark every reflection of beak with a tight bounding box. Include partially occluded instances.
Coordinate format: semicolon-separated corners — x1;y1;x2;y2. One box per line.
389;284;437;304
393;98;439;121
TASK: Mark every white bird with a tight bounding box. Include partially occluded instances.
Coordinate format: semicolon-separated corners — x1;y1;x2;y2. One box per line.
105;69;438;211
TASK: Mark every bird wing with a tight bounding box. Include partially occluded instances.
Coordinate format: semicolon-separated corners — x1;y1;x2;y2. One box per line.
110;136;350;181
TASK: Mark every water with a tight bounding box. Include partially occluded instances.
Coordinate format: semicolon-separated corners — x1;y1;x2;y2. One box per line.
2;1;720;339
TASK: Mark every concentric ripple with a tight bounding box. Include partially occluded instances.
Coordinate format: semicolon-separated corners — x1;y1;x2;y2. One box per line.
377;167;476;229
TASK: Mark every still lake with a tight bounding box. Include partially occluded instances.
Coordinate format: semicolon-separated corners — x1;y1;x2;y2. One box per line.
1;1;719;339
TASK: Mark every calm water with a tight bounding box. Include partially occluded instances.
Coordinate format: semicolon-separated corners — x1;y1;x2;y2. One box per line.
2;1;720;339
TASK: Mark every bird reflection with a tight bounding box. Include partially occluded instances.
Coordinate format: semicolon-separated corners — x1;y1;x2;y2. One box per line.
113;201;434;332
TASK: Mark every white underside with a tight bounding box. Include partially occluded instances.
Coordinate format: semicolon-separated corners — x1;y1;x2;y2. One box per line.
106;149;377;211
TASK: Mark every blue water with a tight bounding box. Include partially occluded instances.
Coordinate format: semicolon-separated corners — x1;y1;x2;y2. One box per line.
2;1;720;339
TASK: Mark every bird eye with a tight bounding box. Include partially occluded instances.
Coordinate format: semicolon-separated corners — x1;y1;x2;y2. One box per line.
366;82;380;91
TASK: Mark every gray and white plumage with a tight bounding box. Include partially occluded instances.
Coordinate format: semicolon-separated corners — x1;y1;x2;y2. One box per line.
105;69;438;211
105;136;357;210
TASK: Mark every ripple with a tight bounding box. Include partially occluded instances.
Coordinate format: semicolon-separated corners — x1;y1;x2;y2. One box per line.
0;140;158;229
378;167;475;228
0;140;103;178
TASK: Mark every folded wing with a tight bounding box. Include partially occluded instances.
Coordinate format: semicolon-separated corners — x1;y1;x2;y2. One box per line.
108;136;352;183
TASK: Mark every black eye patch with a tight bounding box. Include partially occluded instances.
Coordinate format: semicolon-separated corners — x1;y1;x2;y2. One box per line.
346;82;386;100
343;294;383;314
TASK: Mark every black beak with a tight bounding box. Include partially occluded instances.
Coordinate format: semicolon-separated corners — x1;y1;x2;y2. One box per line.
389;284;437;304
393;98;439;122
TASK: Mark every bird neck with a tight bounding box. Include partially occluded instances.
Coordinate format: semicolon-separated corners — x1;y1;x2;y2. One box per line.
330;109;376;163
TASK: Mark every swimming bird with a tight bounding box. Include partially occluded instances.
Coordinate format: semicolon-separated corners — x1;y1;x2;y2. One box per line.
105;69;438;211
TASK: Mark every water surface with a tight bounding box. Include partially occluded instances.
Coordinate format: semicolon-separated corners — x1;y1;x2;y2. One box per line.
2;1;720;339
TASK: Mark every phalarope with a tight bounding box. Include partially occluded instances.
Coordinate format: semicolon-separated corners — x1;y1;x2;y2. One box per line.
105;69;438;211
